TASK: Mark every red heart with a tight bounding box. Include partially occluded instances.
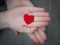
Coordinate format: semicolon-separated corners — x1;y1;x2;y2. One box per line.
24;14;34;24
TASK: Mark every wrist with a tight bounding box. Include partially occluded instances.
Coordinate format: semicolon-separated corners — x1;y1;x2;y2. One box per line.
0;12;9;29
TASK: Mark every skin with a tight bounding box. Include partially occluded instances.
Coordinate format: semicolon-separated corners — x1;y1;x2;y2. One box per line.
0;12;9;29
17;0;50;44
0;7;49;33
5;0;50;44
4;7;49;33
6;0;48;42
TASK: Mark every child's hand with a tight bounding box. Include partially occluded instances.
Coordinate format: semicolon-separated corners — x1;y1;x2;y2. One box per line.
5;7;49;34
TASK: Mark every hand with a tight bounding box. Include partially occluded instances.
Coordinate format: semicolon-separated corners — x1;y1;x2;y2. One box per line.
5;7;49;33
28;27;47;44
28;8;50;44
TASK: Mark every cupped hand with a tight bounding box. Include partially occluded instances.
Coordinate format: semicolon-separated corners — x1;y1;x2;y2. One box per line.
5;7;49;33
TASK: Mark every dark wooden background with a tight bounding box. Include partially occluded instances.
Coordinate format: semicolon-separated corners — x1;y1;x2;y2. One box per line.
0;0;60;45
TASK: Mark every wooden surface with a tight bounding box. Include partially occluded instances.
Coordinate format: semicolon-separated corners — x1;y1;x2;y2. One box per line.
0;0;60;45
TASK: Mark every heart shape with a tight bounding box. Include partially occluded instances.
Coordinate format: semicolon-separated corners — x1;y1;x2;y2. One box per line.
24;14;34;24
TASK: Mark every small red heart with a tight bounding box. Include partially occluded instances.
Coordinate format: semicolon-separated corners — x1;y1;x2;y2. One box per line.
24;14;34;24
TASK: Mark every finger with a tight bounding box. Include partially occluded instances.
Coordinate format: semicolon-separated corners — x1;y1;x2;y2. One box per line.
28;22;48;27
28;7;45;12
38;29;47;40
28;34;39;43
34;17;50;22
34;31;45;44
29;12;49;17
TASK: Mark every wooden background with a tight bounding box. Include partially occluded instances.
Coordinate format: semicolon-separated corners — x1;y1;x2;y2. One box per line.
0;0;60;45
